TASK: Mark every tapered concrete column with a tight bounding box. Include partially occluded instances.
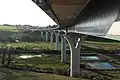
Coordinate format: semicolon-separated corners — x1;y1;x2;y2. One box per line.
41;31;44;41
61;35;67;63
50;32;54;43
56;32;59;50
46;32;49;42
66;33;86;77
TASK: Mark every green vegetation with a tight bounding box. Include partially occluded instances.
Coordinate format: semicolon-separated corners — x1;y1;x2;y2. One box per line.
0;42;55;50
0;42;69;76
83;41;120;52
1;25;120;79
3;68;87;80
81;41;120;80
10;53;69;72
1;41;119;80
0;26;20;32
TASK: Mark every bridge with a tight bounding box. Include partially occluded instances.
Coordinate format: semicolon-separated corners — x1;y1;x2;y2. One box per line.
32;0;120;77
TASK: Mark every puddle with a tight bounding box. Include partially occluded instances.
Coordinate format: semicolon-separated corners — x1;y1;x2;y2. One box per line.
81;56;100;61
19;55;42;59
88;62;115;69
81;55;115;69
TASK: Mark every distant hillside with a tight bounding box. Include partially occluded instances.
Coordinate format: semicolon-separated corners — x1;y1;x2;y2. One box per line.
0;26;21;42
0;31;17;42
0;26;44;42
13;30;43;42
0;26;20;32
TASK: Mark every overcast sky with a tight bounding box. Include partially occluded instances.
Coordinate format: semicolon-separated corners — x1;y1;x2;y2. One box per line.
0;0;56;26
107;22;120;35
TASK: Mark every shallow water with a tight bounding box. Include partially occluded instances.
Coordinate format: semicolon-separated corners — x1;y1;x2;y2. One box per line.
88;62;114;69
81;56;100;61
19;55;42;59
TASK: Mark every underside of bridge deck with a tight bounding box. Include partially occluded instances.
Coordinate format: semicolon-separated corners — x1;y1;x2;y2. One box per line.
32;0;120;33
32;0;90;28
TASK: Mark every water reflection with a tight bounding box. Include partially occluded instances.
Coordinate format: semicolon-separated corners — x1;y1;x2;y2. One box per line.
88;62;114;69
19;55;42;59
81;55;115;69
81;56;100;61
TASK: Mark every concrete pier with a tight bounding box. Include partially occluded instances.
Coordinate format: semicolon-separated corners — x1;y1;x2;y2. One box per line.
66;33;86;77
56;32;59;50
46;32;49;42
61;35;67;63
50;32;54;43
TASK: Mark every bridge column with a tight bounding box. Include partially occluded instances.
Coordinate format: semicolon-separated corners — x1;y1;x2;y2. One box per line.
56;32;59;50
61;34;67;63
41;31;44;41
46;32;49;42
66;33;86;77
50;32;54;43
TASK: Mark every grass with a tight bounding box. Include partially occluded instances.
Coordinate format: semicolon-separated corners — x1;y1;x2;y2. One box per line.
1;41;120;79
10;53;69;70
0;42;61;73
5;68;87;80
0;26;20;32
83;41;120;52
84;41;120;44
0;42;56;50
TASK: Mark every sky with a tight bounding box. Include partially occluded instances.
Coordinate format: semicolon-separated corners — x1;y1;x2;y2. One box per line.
107;21;120;35
0;0;56;27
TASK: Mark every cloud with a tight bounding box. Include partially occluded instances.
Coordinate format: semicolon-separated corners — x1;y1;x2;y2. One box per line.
0;0;56;26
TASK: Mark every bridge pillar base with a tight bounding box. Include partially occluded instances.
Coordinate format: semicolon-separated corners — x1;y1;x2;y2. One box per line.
66;33;86;77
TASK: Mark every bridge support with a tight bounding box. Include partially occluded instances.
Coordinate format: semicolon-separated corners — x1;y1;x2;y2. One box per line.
46;32;49;42
41;31;44;41
56;33;59;50
50;32;54;43
61;35;67;63
66;33;86;77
